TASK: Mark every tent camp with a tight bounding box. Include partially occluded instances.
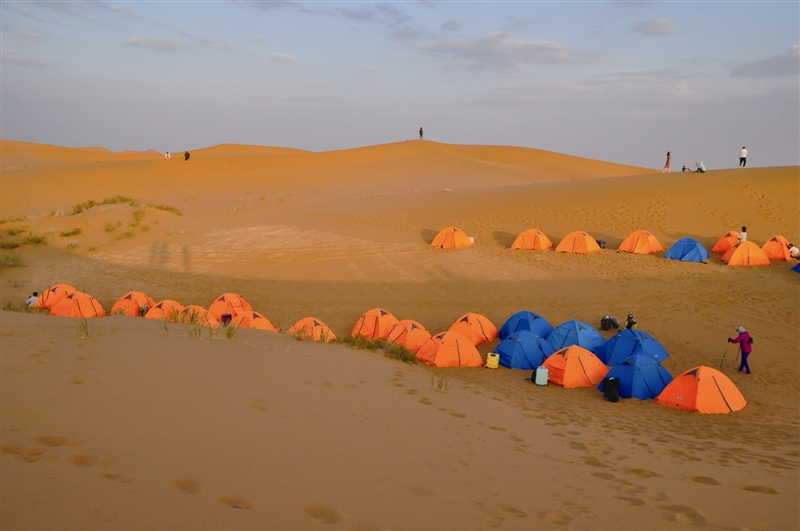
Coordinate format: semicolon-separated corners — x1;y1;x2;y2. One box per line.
430;227;472;249
655;366;746;414
598;329;669;366
761;235;791;261
208;293;253;321
386;320;431;353
230;311;281;332
448;313;498;346
547;320;606;354
110;291;156;316
617;230;663;254
288;317;336;343
555;231;601;254
416;331;484;367
711;231;740;254
34;284;78;310
495;331;555;370
663;238;709;263
542;345;608;388
351;308;398;340
144;300;185;321
721;242;770;266
180;305;220;328
50;292;106;318
598;355;673;400
511;229;553;251
498;311;553;340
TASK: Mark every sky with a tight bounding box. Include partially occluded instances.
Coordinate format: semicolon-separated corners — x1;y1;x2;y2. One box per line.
2;0;799;169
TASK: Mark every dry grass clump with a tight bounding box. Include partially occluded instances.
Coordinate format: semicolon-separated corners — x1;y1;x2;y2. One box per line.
337;335;417;364
147;204;183;216
111;229;135;241
0;240;19;249
0;252;23;269
6;225;29;236
66;241;80;250
60;228;82;237
71;195;138;215
0;216;26;225
22;234;46;245
2;301;48;314
105;221;123;233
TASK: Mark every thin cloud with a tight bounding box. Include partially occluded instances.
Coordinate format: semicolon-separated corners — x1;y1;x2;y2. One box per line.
417;31;597;68
441;20;459;32
1;49;50;67
269;52;296;64
392;26;422;41
31;1;133;17
250;1;296;11
375;3;411;25
6;5;53;23
632;18;676;36
197;36;237;53
122;36;189;53
335;4;410;25
730;45;800;78
254;37;266;43
337;8;376;22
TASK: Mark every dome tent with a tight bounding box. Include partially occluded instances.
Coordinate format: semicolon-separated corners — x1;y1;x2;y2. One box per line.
416;331;483;368
351;308;398;340
542;345;608;388
511;229;553;250
495;331;555;370
711;231;740;254
598;329;669;366
598;355;673;400
656;366;746;414
386;320;431;353
499;311;553;341
448;313;498;346
430;227;472;249
547;320;606;354
555;231;601;254
617;230;663;255
663;238;709;263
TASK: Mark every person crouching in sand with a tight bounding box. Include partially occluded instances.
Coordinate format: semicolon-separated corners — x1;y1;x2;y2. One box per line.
728;326;753;374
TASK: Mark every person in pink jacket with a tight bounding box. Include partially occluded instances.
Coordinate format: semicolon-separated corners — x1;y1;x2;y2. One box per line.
728;326;753;374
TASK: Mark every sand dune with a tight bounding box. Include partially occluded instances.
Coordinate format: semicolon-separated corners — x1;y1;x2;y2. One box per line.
1;141;798;529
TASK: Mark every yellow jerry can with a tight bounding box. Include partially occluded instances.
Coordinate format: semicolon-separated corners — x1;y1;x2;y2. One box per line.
486;353;500;369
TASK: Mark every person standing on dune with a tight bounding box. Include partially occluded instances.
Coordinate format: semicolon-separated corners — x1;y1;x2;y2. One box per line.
419;127;423;140
739;146;747;167
739;226;747;243
662;151;671;173
728;326;753;374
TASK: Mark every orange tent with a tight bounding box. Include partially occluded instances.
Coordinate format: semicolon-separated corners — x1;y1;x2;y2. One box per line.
711;231;740;254
617;230;663;254
208;293;253;321
144;300;185;321
448;312;498;346
416;331;484;367
230;311;281;332
386;319;431;353
110;291;156;317
34;284;78;310
431;227;472;249
761;235;791;261
350;308;399;340
180;305;220;328
655;366;746;414
288;317;336;343
542;345;608;388
555;231;601;254
511;229;553;250
721;242;770;266
50;292;106;318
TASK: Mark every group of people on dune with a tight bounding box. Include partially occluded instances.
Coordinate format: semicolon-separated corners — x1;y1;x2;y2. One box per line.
661;147;747;174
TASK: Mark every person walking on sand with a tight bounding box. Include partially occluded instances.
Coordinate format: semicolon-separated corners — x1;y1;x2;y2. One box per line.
184;151;190;161
739;146;747;167
662;151;672;173
419;127;423;140
739;226;747;243
728;326;753;374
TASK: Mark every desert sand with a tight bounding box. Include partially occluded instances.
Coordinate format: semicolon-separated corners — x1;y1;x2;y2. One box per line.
1;140;798;530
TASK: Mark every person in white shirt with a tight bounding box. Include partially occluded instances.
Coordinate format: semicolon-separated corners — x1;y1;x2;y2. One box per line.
739;226;747;243
695;161;706;173
788;243;799;260
26;292;39;307
739;147;747;167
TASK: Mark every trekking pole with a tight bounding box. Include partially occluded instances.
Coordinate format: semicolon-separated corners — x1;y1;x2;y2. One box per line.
735;345;741;362
720;345;728;368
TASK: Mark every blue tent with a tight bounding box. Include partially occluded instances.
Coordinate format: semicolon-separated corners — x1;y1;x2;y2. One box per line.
547;320;606;354
597;355;673;400
598;329;669;366
793;263;800;273
495;331;555;370
499;311;554;340
663;237;710;263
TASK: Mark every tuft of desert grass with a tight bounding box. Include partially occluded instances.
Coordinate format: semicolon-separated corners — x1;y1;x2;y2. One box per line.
0;216;26;225
105;221;122;233
23;234;47;245
111;229;135;241
76;318;91;339
0;240;19;249
147;204;183;216
6;225;29;236
60;228;82;237
336;335;417;364
225;325;238;340
0;252;22;269
430;374;451;393
66;241;80;250
71;195;138;215
2;301;48;314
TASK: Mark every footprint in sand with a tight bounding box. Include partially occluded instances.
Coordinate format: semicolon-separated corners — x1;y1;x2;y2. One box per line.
657;504;707;526
418;397;432;405
4;445;48;463
583;458;607;468
220;497;253;509
67;455;97;467
614;495;646;506
448;412;466;418
404;389;418;395
567;441;587;450
623;468;659;478
742;485;779;494
71;379;85;384
489;426;506;432
501;506;527;518
304;506;341;524
544;512;573;525
592;472;615;480
691;476;722;485
173;479;201;494
33;435;68;446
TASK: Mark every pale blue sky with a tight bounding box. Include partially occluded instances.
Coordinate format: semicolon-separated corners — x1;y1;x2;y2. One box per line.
2;1;798;169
